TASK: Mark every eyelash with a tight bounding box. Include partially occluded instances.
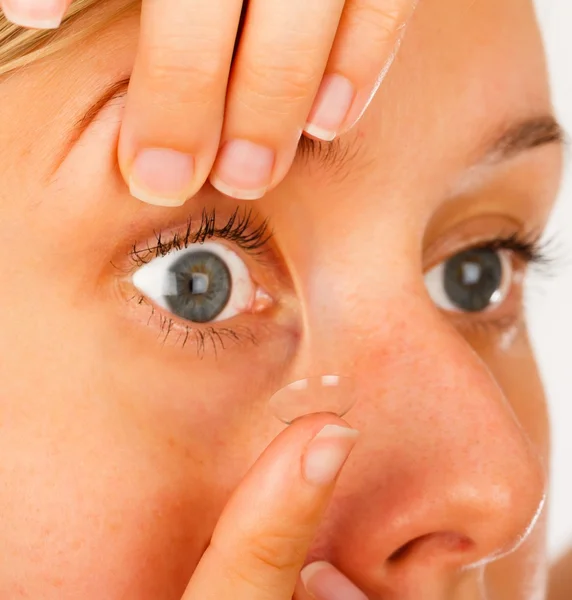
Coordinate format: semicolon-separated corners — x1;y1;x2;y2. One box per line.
469;230;560;292
125;213;556;356
469;231;552;267
130;293;263;359
128;207;272;267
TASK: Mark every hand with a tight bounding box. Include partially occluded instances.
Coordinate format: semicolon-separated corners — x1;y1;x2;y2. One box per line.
0;0;418;206
180;415;363;600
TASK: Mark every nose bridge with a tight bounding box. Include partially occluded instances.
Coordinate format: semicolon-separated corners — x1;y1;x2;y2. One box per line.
310;296;546;581
292;235;418;375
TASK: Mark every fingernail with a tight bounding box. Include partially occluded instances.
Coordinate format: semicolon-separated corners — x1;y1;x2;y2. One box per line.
129;148;195;207
301;561;368;600
303;425;359;486
210;140;275;200
304;75;356;142
1;0;66;29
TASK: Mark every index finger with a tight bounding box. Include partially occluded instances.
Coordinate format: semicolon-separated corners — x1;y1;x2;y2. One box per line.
182;415;359;600
118;0;242;207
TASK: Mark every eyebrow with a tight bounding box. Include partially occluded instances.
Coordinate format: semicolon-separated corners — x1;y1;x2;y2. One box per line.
485;116;565;161
64;78;565;177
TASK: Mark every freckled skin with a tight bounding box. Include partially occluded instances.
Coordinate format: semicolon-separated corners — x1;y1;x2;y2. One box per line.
0;0;563;599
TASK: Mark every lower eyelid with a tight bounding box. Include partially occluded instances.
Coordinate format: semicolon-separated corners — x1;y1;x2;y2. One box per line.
125;292;263;354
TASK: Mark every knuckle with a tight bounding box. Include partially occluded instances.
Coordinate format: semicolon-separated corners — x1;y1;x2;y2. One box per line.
347;0;406;38
245;531;307;573
215;530;307;590
142;44;223;94
241;56;318;107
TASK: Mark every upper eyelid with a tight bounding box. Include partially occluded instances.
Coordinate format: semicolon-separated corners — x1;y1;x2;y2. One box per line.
126;208;275;268
127;235;273;269
423;229;548;273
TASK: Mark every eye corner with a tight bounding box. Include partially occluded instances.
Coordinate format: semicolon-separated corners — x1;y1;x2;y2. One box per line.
250;288;276;315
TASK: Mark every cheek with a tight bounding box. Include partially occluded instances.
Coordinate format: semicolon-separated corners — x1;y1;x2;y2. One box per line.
0;375;220;599
0;275;289;599
468;325;549;461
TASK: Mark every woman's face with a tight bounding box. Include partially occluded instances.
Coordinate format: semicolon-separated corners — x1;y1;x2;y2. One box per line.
0;0;563;598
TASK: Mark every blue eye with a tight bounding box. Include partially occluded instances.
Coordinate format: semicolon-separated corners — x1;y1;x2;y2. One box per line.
425;248;512;313
132;242;257;323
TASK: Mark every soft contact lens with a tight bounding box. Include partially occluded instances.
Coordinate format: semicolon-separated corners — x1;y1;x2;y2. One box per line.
269;375;356;425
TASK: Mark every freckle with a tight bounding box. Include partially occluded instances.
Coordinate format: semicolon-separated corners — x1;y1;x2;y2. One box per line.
49;576;64;588
71;536;84;551
109;521;121;533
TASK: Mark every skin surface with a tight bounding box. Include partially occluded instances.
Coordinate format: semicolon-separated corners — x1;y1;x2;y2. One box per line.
0;0;564;598
0;0;420;205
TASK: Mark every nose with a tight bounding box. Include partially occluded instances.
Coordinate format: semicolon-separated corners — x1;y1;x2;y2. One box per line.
304;299;547;597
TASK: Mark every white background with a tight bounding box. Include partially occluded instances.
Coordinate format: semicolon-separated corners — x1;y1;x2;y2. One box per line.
531;0;571;560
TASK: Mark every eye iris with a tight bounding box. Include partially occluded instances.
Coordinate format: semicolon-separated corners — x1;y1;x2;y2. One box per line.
444;248;503;312
166;251;231;323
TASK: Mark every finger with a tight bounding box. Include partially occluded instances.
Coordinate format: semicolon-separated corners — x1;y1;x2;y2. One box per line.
182;415;359;600
209;0;347;201
1;0;72;28
297;561;368;600
305;0;419;140
118;0;243;207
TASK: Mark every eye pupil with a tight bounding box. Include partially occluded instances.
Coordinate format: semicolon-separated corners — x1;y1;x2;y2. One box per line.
444;249;503;312
460;262;481;286
166;251;232;323
189;273;210;295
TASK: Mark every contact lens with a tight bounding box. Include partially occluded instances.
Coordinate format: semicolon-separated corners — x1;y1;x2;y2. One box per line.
269;375;356;425
265;222;359;424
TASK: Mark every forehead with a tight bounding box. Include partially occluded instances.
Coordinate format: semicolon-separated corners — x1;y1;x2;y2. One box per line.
0;0;549;213
335;0;549;184
273;0;552;242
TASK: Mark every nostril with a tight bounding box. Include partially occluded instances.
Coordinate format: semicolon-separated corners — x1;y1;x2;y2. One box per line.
388;532;475;564
388;539;415;562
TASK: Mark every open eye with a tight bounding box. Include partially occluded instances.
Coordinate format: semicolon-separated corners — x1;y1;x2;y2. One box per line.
424;248;512;313
132;242;257;324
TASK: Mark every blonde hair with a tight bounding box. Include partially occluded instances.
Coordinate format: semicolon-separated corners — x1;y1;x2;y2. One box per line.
0;0;137;76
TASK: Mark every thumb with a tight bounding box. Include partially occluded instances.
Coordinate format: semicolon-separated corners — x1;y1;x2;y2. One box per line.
182;414;359;600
